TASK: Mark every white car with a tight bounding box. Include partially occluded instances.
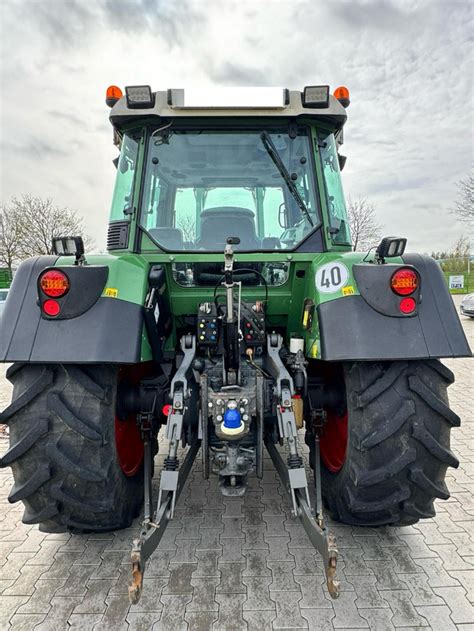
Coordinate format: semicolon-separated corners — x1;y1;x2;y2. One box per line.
0;288;9;319
460;293;474;318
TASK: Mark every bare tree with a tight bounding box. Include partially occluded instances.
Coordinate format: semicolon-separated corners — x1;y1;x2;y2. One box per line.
439;235;471;274
347;197;382;252
452;174;474;226
0;204;25;274
177;215;196;243
6;195;94;258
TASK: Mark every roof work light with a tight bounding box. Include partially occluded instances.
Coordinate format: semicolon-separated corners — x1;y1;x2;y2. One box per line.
125;85;154;109
302;85;330;108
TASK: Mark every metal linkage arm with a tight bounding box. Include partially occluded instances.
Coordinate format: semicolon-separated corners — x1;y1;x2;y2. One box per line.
128;440;200;604
128;334;199;605
265;438;340;599
277;391;310;517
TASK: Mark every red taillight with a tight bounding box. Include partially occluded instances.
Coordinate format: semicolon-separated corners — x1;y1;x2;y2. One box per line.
399;297;416;314
391;268;418;296
162;404;172;417
43;299;61;317
39;270;70;298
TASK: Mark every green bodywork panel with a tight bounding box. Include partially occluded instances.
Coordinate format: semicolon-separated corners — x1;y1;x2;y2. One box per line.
55;250;373;362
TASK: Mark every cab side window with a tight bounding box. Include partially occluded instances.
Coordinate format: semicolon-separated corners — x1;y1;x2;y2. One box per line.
319;132;351;246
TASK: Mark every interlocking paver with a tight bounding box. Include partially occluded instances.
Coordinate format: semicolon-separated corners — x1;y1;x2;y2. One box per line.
415;605;458;631
196;528;221;550
3;563;49;596
34;595;81;631
216;562;246;594
184;610;218;630
427;544;474;571
242;608;277;630
95;593;131;631
16;578;66;615
290;547;323;575
0;309;473;629
192;550;221;578
446;569;474;603
295;574;333;609
413;557;462;588
213;593;247;630
217;536;244;562
242;549;271;577
270;590;308;629
163;563;196;594
358;607;395;629
185;577;219;612
242;575;273;610
55;562;97;596
0;595;32;629
382;590;429;627
9;613;47;630
399;573;447;607
1;552;36;581
71;579;113;615
127;611;162;630
268;559;300;591
350;574;390;608
128;577;167;612
432;586;474;624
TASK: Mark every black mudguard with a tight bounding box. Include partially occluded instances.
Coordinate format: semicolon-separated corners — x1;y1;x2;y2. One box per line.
318;254;471;361
0;257;143;364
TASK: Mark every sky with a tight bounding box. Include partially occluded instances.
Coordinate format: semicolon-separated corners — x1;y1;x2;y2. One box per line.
0;0;472;253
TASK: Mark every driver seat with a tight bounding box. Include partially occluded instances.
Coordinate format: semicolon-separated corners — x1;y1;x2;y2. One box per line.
196;207;260;250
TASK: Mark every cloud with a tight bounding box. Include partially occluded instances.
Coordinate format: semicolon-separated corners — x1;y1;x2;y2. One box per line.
207;62;271;86
0;0;472;252
325;0;409;30
101;0;204;46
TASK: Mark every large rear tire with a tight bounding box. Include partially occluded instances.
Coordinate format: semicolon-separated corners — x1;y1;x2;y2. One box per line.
0;364;144;532
320;360;460;526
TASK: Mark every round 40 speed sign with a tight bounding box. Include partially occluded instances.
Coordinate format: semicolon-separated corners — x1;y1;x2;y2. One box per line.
315;262;349;294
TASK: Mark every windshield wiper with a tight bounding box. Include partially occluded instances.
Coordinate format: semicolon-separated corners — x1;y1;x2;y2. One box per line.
260;131;314;227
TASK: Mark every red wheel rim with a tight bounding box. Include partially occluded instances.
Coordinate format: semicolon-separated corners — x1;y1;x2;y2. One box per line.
115;414;144;477
114;364;153;477
320;409;348;473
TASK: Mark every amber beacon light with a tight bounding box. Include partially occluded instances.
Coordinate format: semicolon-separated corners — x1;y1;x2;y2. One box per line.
334;86;350;108
106;85;123;108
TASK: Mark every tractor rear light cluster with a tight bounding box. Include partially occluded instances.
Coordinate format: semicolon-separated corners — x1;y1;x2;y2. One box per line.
39;270;70;298
390;268;418;296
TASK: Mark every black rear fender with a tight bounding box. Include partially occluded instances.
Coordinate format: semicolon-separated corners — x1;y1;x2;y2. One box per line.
318;254;471;361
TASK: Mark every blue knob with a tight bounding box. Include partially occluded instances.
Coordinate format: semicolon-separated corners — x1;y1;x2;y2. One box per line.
223;408;241;429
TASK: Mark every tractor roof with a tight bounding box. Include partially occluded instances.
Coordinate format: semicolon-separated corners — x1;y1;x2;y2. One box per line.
109;87;348;132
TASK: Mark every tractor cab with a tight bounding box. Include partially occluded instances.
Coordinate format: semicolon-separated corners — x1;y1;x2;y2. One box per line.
107;85;351;263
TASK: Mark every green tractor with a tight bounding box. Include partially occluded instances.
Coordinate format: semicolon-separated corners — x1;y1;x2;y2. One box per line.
0;84;470;602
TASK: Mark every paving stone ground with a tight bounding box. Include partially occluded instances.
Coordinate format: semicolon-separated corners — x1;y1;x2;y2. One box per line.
0;296;472;630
